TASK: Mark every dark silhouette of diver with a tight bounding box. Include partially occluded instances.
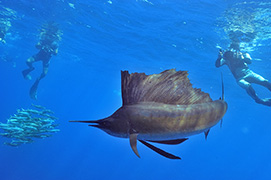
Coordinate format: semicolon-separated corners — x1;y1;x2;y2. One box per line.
22;22;61;100
215;42;271;106
0;18;11;44
0;29;6;43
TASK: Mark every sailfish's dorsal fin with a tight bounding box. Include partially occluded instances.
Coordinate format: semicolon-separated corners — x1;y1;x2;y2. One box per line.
121;69;212;105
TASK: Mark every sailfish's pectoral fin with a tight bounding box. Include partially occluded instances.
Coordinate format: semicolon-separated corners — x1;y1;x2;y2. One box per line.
129;134;140;158
139;140;181;160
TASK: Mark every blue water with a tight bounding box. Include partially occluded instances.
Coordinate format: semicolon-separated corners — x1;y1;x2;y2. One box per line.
1;0;271;179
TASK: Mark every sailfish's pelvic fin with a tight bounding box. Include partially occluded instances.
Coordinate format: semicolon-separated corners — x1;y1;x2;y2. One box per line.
147;138;188;145
139;140;181;160
129;134;181;159
129;134;140;158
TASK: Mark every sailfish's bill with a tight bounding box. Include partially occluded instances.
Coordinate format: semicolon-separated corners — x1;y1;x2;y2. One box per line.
71;69;227;159
70;120;101;128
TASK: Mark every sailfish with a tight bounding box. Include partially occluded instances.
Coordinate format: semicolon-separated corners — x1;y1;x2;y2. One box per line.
71;69;227;159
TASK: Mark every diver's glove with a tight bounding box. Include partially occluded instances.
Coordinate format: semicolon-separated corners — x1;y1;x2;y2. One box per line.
244;53;252;60
215;49;224;67
243;52;252;64
218;49;223;59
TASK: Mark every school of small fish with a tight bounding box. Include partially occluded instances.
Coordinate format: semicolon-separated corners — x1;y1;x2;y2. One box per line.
0;104;59;147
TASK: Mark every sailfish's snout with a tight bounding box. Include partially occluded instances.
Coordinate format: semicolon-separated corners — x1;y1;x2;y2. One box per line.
89;120;112;129
88;122;100;128
84;120;101;128
70;117;128;138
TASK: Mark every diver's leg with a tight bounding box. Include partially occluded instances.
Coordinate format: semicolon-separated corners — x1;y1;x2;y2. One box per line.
39;62;49;80
237;79;260;101
247;72;271;91
245;72;271;106
29;66;47;100
22;56;35;80
238;78;271;106
30;62;49;100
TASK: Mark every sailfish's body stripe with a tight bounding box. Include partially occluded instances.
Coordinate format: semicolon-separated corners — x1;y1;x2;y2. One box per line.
113;100;227;140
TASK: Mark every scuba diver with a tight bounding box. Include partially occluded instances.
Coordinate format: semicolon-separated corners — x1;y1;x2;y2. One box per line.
0;18;11;44
215;41;271;106
22;22;62;100
0;29;6;43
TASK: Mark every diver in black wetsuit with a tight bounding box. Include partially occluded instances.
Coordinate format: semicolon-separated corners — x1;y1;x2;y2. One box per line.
215;42;271;106
22;22;61;100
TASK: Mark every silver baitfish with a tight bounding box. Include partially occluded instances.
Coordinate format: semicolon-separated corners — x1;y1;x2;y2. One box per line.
0;105;59;146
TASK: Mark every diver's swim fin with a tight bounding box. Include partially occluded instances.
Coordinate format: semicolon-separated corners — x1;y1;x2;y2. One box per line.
30;79;40;100
22;68;34;80
261;98;271;106
255;98;271;106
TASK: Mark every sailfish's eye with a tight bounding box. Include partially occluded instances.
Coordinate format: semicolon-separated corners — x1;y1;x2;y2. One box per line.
101;121;111;127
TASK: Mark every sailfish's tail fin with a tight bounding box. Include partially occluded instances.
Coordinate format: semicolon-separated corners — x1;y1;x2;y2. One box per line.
221;72;225;101
220;72;225;127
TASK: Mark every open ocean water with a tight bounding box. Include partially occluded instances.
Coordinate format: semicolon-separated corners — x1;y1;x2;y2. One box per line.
1;0;271;179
